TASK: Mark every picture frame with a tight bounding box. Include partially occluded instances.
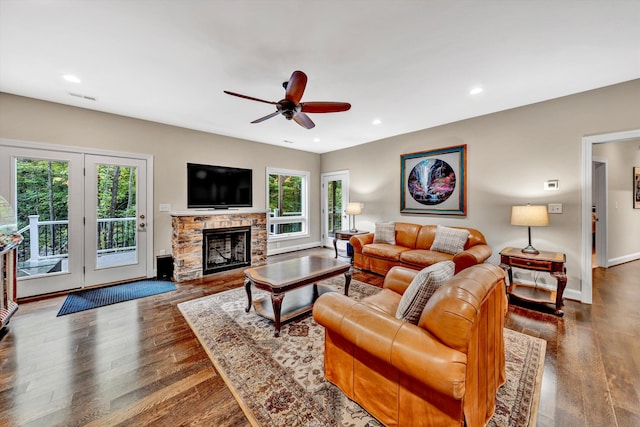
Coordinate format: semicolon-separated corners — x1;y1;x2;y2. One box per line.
400;144;467;215
634;167;640;209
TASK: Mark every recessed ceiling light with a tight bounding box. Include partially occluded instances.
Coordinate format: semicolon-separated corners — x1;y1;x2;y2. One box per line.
469;87;483;95
63;74;81;83
313;138;320;143
372;119;382;125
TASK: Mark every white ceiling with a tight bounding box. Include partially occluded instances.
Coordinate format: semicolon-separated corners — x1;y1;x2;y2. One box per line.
1;1;639;154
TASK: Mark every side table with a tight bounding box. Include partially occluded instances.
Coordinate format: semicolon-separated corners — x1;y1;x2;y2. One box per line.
499;247;567;316
333;230;368;263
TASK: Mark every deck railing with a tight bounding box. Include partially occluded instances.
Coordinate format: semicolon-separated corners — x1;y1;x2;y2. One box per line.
16;215;136;265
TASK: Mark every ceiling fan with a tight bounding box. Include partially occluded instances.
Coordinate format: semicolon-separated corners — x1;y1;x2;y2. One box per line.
224;70;351;129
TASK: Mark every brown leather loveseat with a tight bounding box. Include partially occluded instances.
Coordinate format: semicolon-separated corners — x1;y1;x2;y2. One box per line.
350;222;491;275
313;263;508;427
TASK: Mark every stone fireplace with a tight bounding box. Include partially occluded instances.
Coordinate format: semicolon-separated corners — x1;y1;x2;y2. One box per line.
171;210;267;282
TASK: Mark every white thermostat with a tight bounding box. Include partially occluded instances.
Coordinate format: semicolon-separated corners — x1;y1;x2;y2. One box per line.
544;180;559;190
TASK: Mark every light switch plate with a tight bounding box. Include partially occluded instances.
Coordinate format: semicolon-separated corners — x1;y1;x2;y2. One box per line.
159;203;171;212
548;203;563;214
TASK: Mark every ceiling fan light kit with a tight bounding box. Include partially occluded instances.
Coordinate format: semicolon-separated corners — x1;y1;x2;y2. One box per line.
224;70;351;129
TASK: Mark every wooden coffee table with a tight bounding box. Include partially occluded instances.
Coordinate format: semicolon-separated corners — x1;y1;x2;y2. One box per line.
244;255;351;337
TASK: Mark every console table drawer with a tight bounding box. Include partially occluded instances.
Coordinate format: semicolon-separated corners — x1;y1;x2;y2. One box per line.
509;258;552;271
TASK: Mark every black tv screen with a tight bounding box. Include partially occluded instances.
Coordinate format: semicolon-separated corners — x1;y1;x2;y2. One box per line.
187;163;253;209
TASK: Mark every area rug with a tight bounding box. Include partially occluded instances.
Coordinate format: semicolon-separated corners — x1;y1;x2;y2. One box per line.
57;279;176;316
178;280;546;427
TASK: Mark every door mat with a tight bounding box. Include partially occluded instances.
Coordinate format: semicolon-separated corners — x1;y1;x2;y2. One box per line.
57;279;176;316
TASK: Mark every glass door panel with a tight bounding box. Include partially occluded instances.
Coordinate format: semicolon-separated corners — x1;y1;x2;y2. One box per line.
321;171;349;249
16;158;71;276
95;164;138;268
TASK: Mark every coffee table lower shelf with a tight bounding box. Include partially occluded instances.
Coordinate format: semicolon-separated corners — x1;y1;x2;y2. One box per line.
252;284;335;326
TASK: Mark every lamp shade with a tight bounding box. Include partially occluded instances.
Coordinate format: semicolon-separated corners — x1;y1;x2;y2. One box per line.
345;202;363;215
511;205;549;227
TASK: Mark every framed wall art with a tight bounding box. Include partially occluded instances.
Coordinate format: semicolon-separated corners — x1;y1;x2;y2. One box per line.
634;167;640;209
400;144;467;215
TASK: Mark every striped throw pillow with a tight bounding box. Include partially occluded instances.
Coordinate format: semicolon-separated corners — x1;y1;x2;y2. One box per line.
395;261;455;324
430;225;469;255
373;221;396;245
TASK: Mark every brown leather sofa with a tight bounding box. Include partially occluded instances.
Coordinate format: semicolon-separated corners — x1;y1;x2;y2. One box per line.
313;263;508;427
350;222;492;275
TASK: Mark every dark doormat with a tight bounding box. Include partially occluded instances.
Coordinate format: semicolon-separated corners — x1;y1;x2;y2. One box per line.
57;279;177;316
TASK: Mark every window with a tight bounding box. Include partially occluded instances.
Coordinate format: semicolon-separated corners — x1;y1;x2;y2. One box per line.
267;168;309;240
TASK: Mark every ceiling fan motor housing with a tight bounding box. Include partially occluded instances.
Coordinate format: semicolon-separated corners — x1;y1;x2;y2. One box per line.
277;99;300;120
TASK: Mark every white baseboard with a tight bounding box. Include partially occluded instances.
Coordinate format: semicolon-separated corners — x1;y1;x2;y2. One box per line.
607;252;640;267
267;241;322;256
563;288;582;302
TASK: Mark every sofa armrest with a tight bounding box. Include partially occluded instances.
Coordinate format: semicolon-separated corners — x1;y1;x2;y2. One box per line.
313;292;467;399
349;233;374;253
383;266;419;295
452;244;492;273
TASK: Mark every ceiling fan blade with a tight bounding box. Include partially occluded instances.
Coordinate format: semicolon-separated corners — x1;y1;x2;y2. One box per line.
224;90;277;105
285;70;307;104
301;102;351;113
293;112;315;129
251;110;281;123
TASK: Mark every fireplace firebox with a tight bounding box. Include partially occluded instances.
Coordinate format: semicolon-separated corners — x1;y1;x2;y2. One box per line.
203;226;251;275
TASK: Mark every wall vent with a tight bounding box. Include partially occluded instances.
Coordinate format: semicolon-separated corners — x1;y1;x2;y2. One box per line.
68;92;96;101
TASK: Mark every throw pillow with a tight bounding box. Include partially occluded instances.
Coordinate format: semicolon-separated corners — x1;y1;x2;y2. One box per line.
430;225;469;255
395;261;455;324
373;221;396;245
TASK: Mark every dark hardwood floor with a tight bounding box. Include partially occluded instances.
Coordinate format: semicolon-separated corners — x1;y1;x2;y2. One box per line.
0;248;638;426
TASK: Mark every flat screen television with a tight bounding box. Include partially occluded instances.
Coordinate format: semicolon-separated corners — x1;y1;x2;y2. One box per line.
187;163;253;209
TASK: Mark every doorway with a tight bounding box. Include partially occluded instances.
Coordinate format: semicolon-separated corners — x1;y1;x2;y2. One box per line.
321;171;350;249
0;141;153;298
581;129;640;304
591;158;607;268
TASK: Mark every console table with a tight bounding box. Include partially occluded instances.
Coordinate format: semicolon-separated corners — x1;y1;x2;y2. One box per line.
1;236;22;331
499;247;567;316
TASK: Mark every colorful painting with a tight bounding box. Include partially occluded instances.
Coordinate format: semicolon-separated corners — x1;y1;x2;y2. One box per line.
401;145;467;215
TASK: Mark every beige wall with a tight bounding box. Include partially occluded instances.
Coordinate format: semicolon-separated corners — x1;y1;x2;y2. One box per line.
0;93;322;256
321;79;640;298
593;138;640;262
2;80;639;299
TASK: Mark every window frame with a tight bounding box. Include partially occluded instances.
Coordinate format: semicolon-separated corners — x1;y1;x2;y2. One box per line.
266;167;310;241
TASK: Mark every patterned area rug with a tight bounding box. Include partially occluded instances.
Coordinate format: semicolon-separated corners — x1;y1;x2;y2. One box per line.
57;279;176;316
178;279;546;427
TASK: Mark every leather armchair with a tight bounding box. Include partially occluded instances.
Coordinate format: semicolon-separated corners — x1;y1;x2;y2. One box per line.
313;264;508;427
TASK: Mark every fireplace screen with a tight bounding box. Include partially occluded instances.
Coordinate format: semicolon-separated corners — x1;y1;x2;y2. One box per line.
203;226;251;275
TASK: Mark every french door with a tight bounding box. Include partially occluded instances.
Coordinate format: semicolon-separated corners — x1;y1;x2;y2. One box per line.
321;171;350;249
84;155;148;287
0;142;150;298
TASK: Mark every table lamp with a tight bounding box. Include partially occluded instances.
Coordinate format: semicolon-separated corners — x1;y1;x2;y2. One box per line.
511;204;549;254
345;202;363;232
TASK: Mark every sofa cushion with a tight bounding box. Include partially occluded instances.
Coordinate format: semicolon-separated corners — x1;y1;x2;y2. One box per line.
362;243;409;261
373;221;396;245
399;249;453;268
430;225;470;255
395;261;455;324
